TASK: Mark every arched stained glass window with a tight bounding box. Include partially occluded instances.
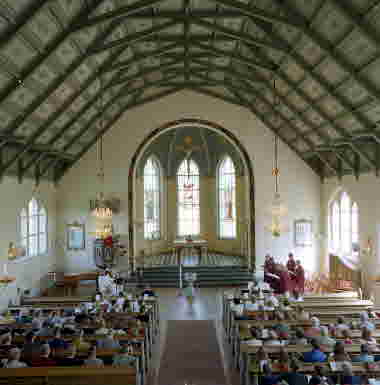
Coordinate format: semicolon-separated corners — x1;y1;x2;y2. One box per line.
218;156;237;239
20;198;48;257
329;191;359;256
143;157;161;239
177;159;200;236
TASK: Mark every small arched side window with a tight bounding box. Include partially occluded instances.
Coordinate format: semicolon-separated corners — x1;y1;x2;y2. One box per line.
21;198;48;257
329;191;359;256
217;156;237;239
143;157;161;240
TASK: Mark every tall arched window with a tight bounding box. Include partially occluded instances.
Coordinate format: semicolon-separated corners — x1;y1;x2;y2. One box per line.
143;157;161;239
177;158;200;236
218;156;237;239
20;198;47;257
329;191;359;255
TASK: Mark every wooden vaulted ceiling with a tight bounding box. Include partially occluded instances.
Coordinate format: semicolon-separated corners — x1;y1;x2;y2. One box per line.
1;0;380;183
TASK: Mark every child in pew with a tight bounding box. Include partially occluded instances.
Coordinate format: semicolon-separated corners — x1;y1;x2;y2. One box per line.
352;343;375;363
112;345;137;368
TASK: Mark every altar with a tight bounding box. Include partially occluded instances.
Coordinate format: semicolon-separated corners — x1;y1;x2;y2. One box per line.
172;238;208;265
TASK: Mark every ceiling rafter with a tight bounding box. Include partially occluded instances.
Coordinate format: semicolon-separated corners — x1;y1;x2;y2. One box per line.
41;74;183;178
0;18;126;179
208;0;307;29
19;44;134;178
192;41;277;71
71;0;166;31
54;87;183;182
0;0;105;107
101;42;182;73
224;76;340;175
245;12;378;172
191;18;285;52
0;0;46;48
87;20;180;55
227;84;327;176
272;0;380;123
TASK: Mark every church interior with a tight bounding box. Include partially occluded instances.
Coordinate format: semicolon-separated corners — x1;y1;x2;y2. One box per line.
2;0;380;384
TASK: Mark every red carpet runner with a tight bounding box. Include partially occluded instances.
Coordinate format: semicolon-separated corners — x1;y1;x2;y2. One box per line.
157;320;228;385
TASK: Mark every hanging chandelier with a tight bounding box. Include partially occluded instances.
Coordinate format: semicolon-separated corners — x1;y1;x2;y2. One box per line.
265;79;288;237
92;74;113;219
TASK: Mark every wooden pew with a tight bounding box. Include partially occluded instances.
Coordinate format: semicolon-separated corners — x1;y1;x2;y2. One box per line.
0;367;140;385
239;344;379;385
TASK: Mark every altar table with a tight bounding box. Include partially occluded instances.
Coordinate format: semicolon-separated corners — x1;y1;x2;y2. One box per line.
172;239;208;265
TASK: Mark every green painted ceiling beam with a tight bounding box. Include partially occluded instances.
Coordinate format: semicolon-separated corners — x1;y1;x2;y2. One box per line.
55;87;183;182
71;0;165;31
88;20;180;55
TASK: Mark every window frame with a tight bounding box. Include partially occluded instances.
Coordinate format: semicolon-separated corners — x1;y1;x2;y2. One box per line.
176;158;201;237
20;197;48;258
143;156;162;240
217;155;237;240
328;191;358;257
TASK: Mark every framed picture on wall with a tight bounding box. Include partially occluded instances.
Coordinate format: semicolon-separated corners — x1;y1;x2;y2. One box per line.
294;219;312;247
67;222;85;250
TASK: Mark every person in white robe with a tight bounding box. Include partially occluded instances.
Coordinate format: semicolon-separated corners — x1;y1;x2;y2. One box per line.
98;270;117;297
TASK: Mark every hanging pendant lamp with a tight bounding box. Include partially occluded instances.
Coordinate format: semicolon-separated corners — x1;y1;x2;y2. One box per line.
92;74;113;219
265;79;288;237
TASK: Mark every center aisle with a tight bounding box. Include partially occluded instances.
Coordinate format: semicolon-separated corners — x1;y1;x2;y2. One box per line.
157;319;228;385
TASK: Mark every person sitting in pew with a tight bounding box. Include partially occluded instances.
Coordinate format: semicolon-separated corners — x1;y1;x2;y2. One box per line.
94;319;109;335
30;343;57;367
294;305;309;321
308;365;334;385
265;290;279;307
264;330;283;346
305;316;322;338
83;345;104;368
22;331;41;361
279;359;308;385
38;320;55;337
289;328;308;345
97;330;120;351
112;345;137;368
49;327;68;351
261;363;280;385
245;327;263;346
2;347;28;368
352;343;375;363
55;343;84;367
31;310;43;331
359;311;375;331
303;340;326;363
328;341;351;363
314;326;335;347
244;297;259;312
72;329;91;352
341;329;353;345
341;362;362;385
0;333;16;351
230;298;244;317
359;327;378;351
334;316;350;336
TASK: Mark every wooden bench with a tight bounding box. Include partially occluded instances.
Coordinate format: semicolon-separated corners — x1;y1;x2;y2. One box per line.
0;366;140;385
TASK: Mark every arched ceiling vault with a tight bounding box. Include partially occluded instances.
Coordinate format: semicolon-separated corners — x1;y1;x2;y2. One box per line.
1;0;380;183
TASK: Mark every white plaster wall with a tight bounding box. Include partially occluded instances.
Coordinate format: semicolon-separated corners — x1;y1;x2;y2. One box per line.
57;90;321;274
0;176;58;310
322;173;380;276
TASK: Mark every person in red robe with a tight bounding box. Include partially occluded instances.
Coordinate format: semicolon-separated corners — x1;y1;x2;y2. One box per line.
286;253;296;273
277;264;293;294
263;254;275;287
295;260;305;295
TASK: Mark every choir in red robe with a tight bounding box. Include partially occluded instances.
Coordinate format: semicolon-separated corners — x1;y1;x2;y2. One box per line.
262;254;305;295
